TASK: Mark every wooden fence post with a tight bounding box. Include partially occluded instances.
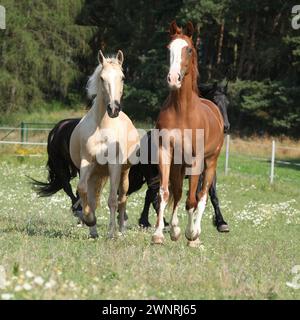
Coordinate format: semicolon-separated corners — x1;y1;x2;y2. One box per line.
270;140;276;184
225;134;230;175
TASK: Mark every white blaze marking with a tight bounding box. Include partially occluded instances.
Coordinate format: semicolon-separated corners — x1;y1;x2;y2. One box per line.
108;69;117;101
169;38;188;73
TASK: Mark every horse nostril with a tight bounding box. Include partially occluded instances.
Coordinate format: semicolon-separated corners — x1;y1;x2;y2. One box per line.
167;74;171;83
178;73;181;82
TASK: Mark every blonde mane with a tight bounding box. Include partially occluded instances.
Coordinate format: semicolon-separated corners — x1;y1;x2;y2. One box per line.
86;57;122;99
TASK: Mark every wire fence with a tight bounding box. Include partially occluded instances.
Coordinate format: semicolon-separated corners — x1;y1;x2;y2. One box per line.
1;123;300;184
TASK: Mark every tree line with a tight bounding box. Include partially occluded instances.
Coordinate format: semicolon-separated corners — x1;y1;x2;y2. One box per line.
0;0;299;136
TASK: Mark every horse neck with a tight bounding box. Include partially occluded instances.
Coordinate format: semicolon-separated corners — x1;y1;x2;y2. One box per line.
91;94;106;124
170;72;194;114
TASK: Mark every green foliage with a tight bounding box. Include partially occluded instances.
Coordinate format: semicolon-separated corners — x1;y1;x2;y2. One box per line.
0;0;299;136
0;0;93;113
229;80;300;135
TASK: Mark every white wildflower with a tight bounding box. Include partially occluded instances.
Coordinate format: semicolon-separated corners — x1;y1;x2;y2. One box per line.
34;276;44;286
25;271;34;278
45;279;56;289
14;285;22;292
23;283;32;291
0;266;7;289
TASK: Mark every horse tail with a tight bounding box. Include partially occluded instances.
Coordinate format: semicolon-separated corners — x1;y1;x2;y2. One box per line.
29;157;64;197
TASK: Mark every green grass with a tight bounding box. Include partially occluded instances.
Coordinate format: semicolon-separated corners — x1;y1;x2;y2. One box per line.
0;104;153;129
0;103;84;126
0;152;299;300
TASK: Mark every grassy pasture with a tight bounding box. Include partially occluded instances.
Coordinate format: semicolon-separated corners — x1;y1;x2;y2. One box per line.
0;147;299;300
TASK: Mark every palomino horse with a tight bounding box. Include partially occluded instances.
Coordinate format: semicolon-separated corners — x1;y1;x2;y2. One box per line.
70;50;139;238
152;21;224;246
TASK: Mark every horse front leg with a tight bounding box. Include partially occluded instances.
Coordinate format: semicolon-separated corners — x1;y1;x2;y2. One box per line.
108;164;121;238
169;164;184;241
152;146;171;244
118;168;130;234
77;159;96;227
187;158;217;247
185;173;201;246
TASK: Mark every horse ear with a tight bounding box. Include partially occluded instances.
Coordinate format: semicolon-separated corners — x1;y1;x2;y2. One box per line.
185;21;194;38
116;50;124;66
98;50;106;65
170;20;181;36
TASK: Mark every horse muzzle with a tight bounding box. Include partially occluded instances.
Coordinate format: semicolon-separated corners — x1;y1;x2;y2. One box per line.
107;101;121;118
167;72;182;90
224;122;230;133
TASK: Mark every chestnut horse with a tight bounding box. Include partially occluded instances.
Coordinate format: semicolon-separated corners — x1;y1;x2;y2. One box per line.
152;21;224;246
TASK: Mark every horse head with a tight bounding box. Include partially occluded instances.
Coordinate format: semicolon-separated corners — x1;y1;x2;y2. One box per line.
167;21;198;92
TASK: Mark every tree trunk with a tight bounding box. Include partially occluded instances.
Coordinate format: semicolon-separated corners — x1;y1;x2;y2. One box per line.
217;19;225;65
246;14;257;79
233;16;239;76
237;16;250;79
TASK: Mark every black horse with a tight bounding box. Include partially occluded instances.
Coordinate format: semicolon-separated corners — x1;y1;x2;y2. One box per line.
31;118;82;213
32;82;230;232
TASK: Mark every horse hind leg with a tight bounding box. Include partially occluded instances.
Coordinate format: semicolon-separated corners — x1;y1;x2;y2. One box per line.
138;188;153;228
209;175;229;232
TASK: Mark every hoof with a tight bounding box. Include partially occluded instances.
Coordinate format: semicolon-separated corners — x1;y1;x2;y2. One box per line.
187;238;201;248
82;216;96;227
185;230;200;242
217;223;229;233
170;226;181;241
151;234;164;245
139;219;152;229
76;219;84;227
88;233;99;239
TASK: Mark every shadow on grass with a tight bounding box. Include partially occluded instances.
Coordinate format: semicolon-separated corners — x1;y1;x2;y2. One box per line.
0;220;83;240
275;157;300;171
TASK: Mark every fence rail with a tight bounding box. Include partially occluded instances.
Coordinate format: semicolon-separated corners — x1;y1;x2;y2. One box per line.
0;122;55;144
1;124;300;183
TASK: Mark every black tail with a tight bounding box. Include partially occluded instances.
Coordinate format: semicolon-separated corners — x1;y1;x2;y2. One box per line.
30;157;64;197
